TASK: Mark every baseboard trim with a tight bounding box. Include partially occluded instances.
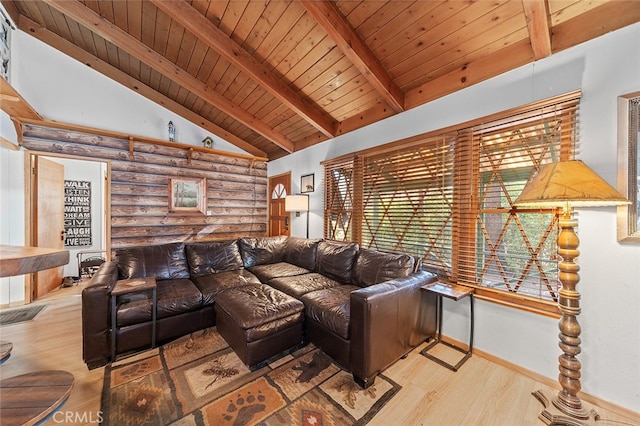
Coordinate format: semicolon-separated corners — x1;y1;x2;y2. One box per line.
438;335;640;424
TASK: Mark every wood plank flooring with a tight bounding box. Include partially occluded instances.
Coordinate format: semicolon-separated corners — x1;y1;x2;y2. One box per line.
0;283;637;425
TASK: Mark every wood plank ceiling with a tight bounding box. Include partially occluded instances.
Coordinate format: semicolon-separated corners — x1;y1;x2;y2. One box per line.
2;0;639;160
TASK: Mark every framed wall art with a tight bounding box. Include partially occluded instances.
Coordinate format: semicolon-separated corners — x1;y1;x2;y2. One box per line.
169;178;206;215
617;91;640;243
301;173;314;193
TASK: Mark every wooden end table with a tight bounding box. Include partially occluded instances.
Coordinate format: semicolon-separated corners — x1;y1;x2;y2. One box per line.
420;281;474;372
111;276;157;362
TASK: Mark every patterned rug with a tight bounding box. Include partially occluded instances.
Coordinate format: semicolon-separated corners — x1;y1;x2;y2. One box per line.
0;304;47;326
101;327;401;425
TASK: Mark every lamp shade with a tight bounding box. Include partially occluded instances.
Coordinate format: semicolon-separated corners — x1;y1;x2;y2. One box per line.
284;194;309;212
514;160;630;208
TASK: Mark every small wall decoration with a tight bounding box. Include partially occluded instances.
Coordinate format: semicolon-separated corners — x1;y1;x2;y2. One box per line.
202;136;213;148
64;180;92;247
301;173;314;193
168;121;175;142
169;177;206;215
0;13;12;82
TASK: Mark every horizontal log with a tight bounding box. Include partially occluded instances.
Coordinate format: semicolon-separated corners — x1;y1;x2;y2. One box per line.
110;222;267;238
111;183;266;204
111;171;267;194
110;230;267;250
110;205;267;217
111;214;266;226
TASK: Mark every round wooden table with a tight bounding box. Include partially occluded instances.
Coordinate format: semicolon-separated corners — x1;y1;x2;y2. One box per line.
0;370;74;426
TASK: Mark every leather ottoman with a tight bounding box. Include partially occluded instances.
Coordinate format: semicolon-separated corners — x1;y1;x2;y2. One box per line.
214;284;305;368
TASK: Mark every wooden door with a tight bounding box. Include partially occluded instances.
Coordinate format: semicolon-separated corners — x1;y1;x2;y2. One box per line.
268;173;291;236
33;156;65;299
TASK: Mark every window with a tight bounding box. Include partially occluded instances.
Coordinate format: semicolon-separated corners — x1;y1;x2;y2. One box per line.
324;157;358;242
323;92;580;315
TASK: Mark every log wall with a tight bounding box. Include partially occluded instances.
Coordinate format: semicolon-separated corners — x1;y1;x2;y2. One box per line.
21;123;268;250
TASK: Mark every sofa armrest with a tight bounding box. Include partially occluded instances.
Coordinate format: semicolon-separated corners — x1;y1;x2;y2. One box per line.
82;260;119;369
349;271;437;387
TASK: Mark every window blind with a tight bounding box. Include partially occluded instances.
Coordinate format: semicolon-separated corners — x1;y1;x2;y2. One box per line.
323;91;580;312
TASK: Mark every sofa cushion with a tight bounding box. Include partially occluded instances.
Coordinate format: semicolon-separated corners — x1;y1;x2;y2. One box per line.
316;241;359;283
301;285;359;340
215;284;304;330
115;278;202;326
248;262;311;283
185;240;243;278
192;270;261;306
282;237;322;271
116;242;190;280
268;273;342;298
239;236;288;267
352;248;416;287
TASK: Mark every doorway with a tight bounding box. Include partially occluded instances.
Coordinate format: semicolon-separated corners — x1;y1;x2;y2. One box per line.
268;172;291;236
29;154;109;301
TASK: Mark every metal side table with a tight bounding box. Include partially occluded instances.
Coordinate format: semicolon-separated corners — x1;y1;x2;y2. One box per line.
420;281;474;372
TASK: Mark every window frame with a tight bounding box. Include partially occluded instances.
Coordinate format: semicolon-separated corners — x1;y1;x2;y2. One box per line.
322;92;581;317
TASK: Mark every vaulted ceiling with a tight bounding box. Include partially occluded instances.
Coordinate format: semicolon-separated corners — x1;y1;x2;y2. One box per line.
2;1;639;160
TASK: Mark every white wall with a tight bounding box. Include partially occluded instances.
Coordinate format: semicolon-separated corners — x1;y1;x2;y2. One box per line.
0;111;26;305
269;23;640;412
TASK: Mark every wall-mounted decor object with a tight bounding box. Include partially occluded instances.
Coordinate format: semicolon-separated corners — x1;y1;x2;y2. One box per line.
300;173;314;193
617;91;640;243
168;121;175;142
0;12;12;82
169;178;206;215
64;180;92;247
202;136;213;148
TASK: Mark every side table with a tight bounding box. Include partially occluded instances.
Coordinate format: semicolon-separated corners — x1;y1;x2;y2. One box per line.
111;276;157;362
420;281;474;372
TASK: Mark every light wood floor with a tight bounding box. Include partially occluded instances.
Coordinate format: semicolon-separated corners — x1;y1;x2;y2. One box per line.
1;284;637;425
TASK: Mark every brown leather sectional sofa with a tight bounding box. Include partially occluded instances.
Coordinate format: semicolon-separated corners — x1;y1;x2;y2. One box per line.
82;236;438;387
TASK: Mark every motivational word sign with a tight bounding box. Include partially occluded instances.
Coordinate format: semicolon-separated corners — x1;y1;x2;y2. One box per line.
64;180;92;247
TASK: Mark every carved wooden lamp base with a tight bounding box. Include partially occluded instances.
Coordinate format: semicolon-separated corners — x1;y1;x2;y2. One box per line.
533;390;600;426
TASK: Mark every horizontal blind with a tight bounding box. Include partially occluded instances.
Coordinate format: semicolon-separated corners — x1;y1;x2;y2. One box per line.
455;93;580;301
359;134;456;278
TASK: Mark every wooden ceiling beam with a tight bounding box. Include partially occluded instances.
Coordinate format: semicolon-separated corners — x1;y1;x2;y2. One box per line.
41;0;294;153
151;0;337;139
405;39;534;110
301;0;405;114
551;1;640;53
521;0;551;60
16;15;268;158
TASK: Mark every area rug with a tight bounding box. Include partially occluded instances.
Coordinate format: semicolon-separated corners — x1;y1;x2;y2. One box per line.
101;327;400;425
0;304;47;326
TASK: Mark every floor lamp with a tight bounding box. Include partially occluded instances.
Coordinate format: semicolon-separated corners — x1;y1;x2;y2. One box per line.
514;160;629;425
284;194;309;238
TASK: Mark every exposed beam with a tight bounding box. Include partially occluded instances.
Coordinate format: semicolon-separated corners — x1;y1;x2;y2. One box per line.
301;0;404;113
405;39;534;110
41;0;294;153
521;0;551;60
151;0;337;139
551;1;640;53
16;15;268;158
0;76;42;120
